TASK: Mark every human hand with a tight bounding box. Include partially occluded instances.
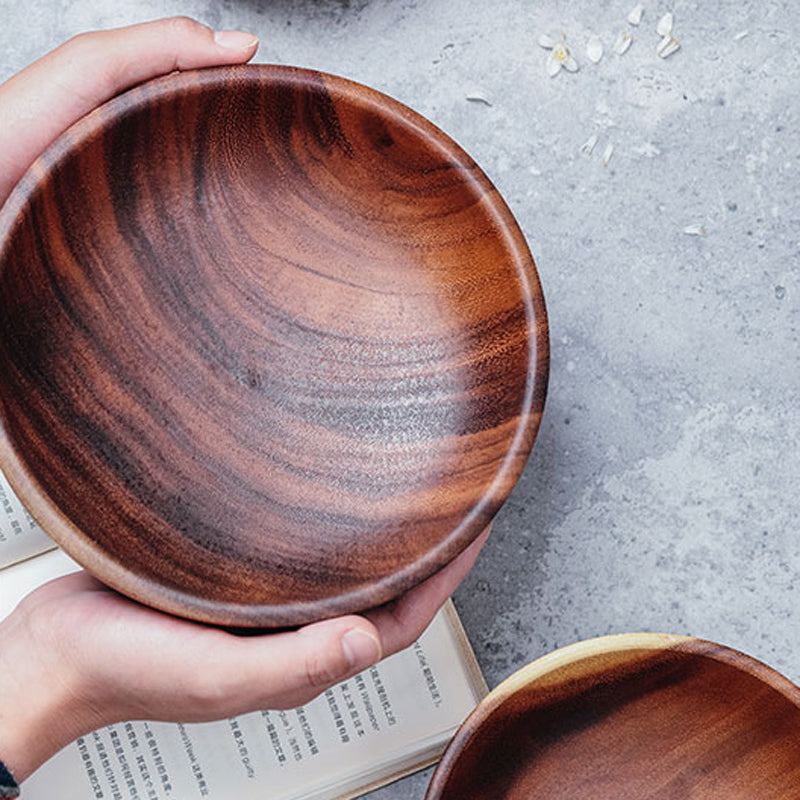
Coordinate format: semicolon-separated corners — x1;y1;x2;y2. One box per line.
0;17;490;786
0;16;259;208
0;529;488;783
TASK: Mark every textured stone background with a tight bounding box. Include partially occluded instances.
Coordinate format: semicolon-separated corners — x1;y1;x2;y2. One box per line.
2;1;799;797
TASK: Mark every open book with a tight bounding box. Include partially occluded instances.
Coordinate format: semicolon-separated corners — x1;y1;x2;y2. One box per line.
0;470;487;800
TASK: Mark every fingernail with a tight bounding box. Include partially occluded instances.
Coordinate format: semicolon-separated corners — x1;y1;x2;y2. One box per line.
342;629;382;670
213;30;259;50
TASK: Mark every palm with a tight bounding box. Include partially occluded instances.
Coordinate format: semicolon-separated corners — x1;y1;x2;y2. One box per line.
21;571;365;725
16;523;487;733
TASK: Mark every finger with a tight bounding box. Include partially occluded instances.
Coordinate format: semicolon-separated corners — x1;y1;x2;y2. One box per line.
169;615;384;719
200;526;490;711
0;16;258;205
365;525;491;657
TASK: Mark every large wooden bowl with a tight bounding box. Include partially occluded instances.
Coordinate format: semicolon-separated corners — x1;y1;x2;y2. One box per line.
0;65;547;627
426;634;800;799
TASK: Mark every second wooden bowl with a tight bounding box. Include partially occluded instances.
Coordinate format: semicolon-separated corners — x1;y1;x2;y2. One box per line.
426;633;800;799
0;65;548;627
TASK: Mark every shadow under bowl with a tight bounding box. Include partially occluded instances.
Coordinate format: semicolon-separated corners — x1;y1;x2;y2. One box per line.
0;65;548;627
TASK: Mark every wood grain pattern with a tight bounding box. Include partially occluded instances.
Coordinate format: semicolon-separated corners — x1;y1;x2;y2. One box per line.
426;634;800;799
0;65;548;627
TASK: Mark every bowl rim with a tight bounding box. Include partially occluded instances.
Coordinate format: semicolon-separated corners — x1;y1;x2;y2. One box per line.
0;64;549;627
426;632;800;798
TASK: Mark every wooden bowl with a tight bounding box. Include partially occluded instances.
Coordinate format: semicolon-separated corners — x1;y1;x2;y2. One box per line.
0;65;547;627
426;633;800;799
426;633;800;800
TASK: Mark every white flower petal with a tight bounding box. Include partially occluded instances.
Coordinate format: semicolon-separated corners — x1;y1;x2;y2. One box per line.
581;133;599;155
656;12;673;37
552;42;568;60
734;30;749;40
538;32;558;49
627;4;644;25
545;39;578;75
657;34;681;58
601;143;614;167
683;224;707;236
466;90;492;106
547;55;563;76
613;29;633;55
586;34;604;63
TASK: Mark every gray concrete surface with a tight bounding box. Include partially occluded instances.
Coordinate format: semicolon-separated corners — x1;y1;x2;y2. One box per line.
2;0;799;797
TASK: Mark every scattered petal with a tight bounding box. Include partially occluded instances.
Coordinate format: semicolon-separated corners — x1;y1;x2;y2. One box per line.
627;4;644;25
547;39;579;76
601;143;614;167
581;133;599;155
538;32;559;49
466;90;492;106
547;55;563;76
613;28;633;55
734;30;749;40
656;12;673;37
563;54;579;72
683;224;707;236
657;34;681;58
586;34;604;63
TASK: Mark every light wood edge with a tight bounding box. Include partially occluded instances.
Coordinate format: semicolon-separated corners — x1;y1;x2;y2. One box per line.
490;632;691;701
433;631;693;766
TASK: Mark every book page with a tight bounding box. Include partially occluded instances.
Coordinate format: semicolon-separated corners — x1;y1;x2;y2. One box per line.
0;547;81;619
19;604;483;800
0;468;56;569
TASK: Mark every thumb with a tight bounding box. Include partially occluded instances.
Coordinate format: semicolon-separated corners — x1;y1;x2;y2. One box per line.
0;17;259;206
194;617;384;717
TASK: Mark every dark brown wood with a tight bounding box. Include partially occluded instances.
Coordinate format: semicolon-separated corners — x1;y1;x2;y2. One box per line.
426;635;800;799
0;65;548;627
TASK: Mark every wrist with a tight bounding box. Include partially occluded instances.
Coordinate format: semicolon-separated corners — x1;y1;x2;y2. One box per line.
0;603;95;783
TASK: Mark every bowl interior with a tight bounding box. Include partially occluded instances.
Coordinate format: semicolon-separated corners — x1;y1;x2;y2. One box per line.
426;635;800;799
0;66;547;626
